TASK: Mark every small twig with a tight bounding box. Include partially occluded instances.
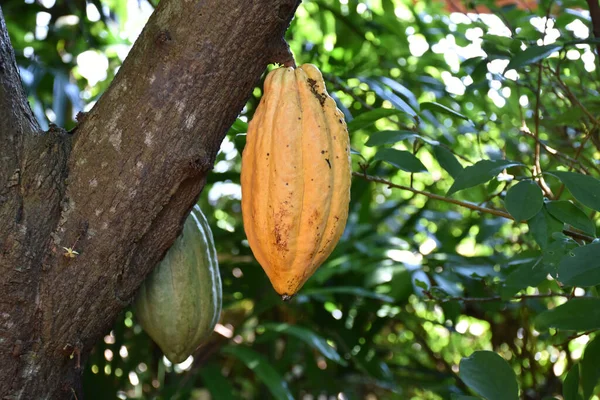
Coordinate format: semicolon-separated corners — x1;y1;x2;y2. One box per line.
551;68;600;128
564;229;596;242
532;62;554;198
556;329;598;348
573;124;596;162
328;76;372;111
540;64;600;197
530;7;556;199
353;171;596;242
410;141;418;188
425;291;573;303
520;128;597;175
355;172;513;218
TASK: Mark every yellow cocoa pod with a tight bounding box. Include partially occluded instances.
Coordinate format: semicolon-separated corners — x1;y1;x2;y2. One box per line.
240;64;352;299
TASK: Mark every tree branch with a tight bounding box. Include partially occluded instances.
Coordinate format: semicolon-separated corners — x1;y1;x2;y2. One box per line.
0;7;39;140
0;6;41;234
0;7;74;397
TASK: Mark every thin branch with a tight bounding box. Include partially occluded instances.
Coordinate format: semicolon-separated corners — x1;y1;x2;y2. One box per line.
424;291;573;304
533;61;554;198
354;171;513;219
556;329;598;348
555;124;600;199
530;6;556;199
565;229;597;242
573;124;596;162
520;128;597;175
545;66;600;198
353;171;596;242
551;67;600;128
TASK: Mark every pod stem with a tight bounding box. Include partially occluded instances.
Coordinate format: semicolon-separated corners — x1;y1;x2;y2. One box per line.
281;294;294;302
270;37;296;68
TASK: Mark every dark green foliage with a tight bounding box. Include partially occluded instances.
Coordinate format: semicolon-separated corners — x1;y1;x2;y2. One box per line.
459;351;519;400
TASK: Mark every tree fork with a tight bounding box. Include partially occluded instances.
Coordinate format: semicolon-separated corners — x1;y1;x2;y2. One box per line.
0;1;300;398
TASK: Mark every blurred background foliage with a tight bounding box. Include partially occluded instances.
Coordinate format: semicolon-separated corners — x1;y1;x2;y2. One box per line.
3;0;600;398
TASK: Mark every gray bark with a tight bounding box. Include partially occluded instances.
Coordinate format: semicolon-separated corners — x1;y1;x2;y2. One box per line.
0;0;299;398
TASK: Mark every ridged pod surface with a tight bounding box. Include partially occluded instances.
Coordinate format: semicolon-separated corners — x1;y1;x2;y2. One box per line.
134;205;222;364
241;64;352;298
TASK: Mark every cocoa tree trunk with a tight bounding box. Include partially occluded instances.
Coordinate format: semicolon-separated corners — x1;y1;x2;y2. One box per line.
0;1;299;398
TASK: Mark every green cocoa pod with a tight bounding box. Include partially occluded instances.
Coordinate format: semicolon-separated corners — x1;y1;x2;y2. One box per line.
134;205;222;364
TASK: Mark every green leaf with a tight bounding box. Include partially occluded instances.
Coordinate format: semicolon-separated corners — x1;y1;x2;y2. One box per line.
505;181;544;222
361;77;418;117
262;323;347;366
563;364;581;400
535;298;600;331
420;101;469;121
505;44;562;71
379;76;419;109
413;278;429;290
373;148;428;173
448;160;523;196
199;364;237;400
545;201;596;236
528;208;565;249
301;286;394;302
433;145;463;179
221;346;294;400
365;130;438;147
365;130;415;146
542;237;578;276
230;118;248;134
550;171;600;212
350;147;363;157
451;396;482;400
459;351;519;400
501;257;546;299
557;243;600;287
233;133;247;151
412;270;431;297
581;335;600;399
347;108;406;131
